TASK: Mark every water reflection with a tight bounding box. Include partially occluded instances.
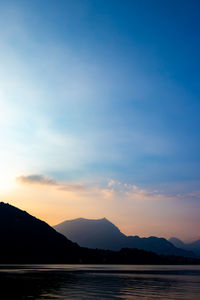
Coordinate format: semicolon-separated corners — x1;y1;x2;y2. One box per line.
0;265;200;299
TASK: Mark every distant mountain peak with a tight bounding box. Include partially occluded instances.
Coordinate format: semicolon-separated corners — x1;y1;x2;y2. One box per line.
54;217;195;257
169;237;200;256
64;217;109;222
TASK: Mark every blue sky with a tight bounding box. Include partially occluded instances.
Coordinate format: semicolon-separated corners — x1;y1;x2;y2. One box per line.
0;0;200;239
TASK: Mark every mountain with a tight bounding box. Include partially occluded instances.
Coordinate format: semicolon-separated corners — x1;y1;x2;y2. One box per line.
1;202;198;264
54;217;195;257
0;202;80;263
169;237;186;248
169;237;200;256
55;218;127;250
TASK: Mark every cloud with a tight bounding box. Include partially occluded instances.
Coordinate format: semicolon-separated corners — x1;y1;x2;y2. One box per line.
101;180;163;201
17;174;86;191
16;174;200;202
58;183;86;191
17;174;57;185
104;180;200;201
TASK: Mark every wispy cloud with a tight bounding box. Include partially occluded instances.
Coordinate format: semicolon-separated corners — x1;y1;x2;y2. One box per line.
104;179;200;201
17;175;200;202
58;184;86;191
17;174;57;185
17;174;86;191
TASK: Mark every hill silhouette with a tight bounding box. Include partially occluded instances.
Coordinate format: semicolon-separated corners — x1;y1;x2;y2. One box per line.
0;202;198;264
0;202;79;263
54;217;195;257
169;237;200;256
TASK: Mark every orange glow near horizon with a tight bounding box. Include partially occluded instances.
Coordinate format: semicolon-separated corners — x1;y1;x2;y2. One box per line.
1;178;199;242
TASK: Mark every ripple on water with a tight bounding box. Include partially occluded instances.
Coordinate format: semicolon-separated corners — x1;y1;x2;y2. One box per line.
0;265;200;299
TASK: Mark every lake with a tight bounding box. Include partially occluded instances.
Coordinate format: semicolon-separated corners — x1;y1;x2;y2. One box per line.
0;265;200;299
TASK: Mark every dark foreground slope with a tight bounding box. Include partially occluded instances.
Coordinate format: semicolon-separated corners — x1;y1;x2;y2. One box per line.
0;203;199;264
54;218;194;257
0;202;80;263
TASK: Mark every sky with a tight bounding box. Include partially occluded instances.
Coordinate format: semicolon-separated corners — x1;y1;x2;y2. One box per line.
0;0;200;241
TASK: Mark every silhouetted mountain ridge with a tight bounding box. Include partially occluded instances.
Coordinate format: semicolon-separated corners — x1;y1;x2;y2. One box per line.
54;217;195;257
0;203;198;264
169;237;200;256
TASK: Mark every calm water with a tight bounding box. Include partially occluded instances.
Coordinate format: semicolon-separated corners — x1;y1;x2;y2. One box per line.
0;265;200;299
